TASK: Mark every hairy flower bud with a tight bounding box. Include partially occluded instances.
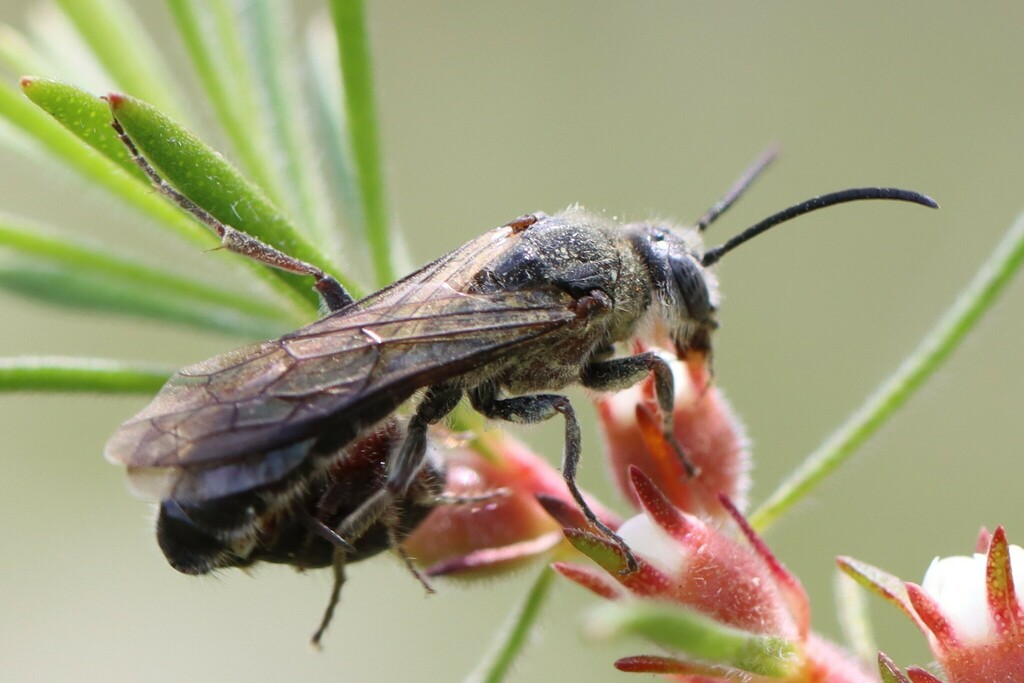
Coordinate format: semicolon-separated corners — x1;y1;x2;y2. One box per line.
596;345;750;520
554;467;871;681
403;431;618;577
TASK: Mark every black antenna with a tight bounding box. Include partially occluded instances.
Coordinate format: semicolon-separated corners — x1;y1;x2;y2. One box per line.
701;188;938;268
696;144;781;232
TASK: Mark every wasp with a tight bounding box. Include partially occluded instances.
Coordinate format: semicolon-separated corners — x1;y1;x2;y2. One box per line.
104;117;936;631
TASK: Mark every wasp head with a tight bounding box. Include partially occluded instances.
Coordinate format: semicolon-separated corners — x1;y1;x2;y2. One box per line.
623;183;941;358
627;223;720;357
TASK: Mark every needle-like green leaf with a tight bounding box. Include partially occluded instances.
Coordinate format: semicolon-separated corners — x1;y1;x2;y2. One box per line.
0;78;206;247
0;264;288;338
0;219;297;336
0;24;55;76
15;78;322;316
586;601;800;677
244;0;337;249
109;92;361;307
20;76;142;179
163;0;284;208
329;0;394;286
0;356;172;393
305;18;362;248
52;0;187;122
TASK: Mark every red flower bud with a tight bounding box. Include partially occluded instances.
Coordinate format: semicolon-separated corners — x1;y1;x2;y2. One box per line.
555;468;870;681
596;345;750;520
404;431;618;578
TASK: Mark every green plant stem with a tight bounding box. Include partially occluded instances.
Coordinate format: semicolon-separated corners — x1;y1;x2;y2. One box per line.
751;211;1024;531
465;566;556;683
330;0;394;286
0;357;172;393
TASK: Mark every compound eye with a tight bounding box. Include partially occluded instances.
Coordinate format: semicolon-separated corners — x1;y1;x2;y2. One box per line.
649;229;666;242
671;256;711;323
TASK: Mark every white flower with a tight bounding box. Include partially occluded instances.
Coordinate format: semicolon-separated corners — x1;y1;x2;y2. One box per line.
921;544;1024;643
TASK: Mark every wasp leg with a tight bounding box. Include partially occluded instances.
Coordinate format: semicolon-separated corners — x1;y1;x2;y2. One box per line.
381;504;434;594
311;554;347;648
582;351;699;477
298;514;357;554
110;117;353;312
331;386;462;545
469;386;639;574
388;386;463;495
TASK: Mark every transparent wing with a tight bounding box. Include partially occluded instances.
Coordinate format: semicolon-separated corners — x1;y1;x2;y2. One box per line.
105;225;574;474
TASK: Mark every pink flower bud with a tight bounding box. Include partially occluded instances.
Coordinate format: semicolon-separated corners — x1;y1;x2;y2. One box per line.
403;431;618;578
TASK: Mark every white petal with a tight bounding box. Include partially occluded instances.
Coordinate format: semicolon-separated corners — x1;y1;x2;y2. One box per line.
922;553;993;643
617;514;688;576
1010;545;1024;599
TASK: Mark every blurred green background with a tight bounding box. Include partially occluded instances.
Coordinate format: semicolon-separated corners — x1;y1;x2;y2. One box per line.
2;1;1024;681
